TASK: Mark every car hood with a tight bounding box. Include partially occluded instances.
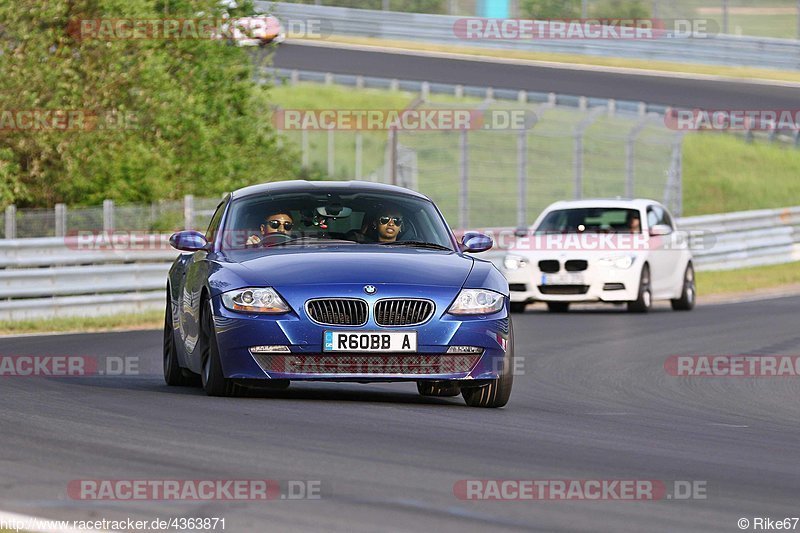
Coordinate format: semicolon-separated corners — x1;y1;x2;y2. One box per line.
220;246;474;288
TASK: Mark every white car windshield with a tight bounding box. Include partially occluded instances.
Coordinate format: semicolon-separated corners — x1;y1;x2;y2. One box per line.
536;208;642;234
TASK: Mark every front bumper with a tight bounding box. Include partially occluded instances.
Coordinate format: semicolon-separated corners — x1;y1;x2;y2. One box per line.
209;295;510;382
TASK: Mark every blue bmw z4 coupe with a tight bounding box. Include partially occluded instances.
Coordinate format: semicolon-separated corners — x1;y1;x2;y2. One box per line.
164;180;514;407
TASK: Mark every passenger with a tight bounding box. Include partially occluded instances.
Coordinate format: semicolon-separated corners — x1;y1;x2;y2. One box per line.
372;212;403;243
626;212;641;233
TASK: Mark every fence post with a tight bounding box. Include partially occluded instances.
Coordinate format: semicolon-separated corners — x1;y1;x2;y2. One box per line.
664;134;684;216
626;115;652;198
355;131;363;181
573;107;605;200
103;199;114;232
327;129;335;177
4;205;16;239
459;128;469;229
389;127;398;185
517;128;528;228
301;129;309;168
184;194;194;230
54;203;67;237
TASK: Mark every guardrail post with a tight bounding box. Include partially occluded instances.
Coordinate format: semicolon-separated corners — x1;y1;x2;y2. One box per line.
517;128;528;228
548;93;556;107
459;128;469;229
184;195;194;230
454;85;463;99
420;81;430;100
485;87;494;101
290;69;299;85
356;75;364;89
327;129;335;177
103;199;114;232
4;205;16;239
578;96;587;112
324;72;333;85
54;203;67;237
355;131;363;180
390;79;399;91
517;90;527;103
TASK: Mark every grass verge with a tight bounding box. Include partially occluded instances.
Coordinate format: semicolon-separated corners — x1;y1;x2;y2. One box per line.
0;311;163;336
299;36;800;84
697;261;800;295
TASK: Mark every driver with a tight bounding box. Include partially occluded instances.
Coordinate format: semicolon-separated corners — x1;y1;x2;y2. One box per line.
246;212;293;245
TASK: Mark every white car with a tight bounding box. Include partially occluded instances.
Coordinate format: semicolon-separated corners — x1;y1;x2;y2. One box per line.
501;199;695;313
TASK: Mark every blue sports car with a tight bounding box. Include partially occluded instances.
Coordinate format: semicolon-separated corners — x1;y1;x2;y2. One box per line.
164;180;514;407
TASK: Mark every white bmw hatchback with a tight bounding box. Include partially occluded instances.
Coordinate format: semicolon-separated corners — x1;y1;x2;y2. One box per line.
501;199;695;313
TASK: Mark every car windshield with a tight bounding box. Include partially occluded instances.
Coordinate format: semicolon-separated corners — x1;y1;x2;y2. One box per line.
220;189;455;252
535;208;642;234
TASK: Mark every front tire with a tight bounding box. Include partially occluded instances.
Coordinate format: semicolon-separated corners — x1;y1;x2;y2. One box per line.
200;298;238;397
417;381;460;397
164;291;198;386
462;323;514;408
510;302;527;314
671;263;696;311
628;264;652;313
546;302;569;313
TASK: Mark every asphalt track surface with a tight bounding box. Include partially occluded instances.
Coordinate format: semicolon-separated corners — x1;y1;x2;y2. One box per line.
1;296;799;532
270;43;800;109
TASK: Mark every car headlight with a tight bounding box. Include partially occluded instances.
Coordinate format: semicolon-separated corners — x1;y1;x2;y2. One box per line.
597;255;636;269
221;287;290;314
503;254;528;271
448;289;505;315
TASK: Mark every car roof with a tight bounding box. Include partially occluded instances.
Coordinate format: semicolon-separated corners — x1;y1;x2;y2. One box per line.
231;180;430;201
542;198;663;211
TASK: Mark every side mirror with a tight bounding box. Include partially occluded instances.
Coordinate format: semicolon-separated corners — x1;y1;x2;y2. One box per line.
649;224;672;237
169;230;209;252
461;231;493;253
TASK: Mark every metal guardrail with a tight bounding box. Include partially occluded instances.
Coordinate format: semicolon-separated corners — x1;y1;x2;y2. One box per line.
0;207;797;321
264;2;800;70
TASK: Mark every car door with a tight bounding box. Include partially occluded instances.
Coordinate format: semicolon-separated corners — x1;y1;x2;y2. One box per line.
179;200;226;364
646;205;680;297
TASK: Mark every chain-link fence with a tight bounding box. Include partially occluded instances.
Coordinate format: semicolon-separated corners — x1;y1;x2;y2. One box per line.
291;98;683;229
1;197;224;239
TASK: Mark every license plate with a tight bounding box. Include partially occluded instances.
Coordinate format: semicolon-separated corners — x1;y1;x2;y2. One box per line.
324;331;417;352
541;273;584;285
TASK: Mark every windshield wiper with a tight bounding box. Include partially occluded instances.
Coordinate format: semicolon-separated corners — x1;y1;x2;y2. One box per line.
378;241;452;251
263;237;355;248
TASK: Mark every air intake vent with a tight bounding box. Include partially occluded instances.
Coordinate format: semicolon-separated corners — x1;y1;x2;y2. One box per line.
306;299;368;326
374;299;434;326
565;260;588;272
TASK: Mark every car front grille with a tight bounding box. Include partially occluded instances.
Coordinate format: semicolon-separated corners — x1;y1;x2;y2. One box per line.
374;299;434;326
538;260;560;273
306;298;368;326
565;260;588;272
538;285;589;295
252;353;480;375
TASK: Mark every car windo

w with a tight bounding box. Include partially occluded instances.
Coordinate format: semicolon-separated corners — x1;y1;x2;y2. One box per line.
165;181;513;408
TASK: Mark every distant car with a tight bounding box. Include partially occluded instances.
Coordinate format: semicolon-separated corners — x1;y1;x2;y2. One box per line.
501;199;695;313
219;14;285;46
164;181;514;408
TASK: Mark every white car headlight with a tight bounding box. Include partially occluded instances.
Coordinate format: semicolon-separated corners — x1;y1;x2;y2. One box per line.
221;287;290;314
503;254;528;271
597;255;636;269
448;289;505;315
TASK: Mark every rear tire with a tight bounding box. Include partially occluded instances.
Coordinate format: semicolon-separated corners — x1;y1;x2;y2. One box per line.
671;263;696;311
509;302;527;314
546;302;569;313
417;381;460;397
462;322;514;408
200;298;238;397
627;265;652;313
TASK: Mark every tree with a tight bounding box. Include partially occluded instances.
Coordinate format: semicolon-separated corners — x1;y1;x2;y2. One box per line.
591;0;650;18
0;0;298;208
